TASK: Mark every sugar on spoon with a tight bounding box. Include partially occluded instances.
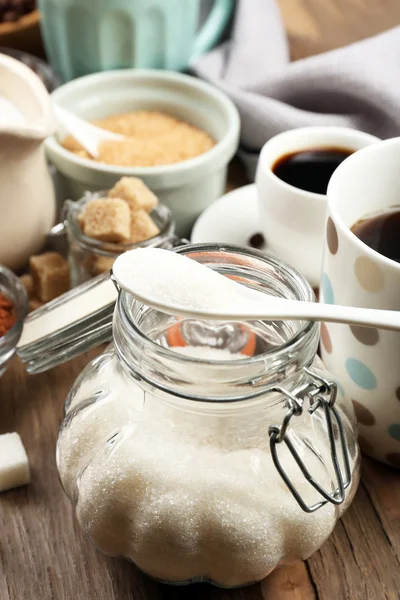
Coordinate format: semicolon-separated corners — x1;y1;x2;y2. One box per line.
53;104;124;159
112;248;400;332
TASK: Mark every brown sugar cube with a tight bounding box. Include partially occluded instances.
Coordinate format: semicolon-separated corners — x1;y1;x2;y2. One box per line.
77;208;86;230
92;256;115;276
28;297;44;313
29;252;70;303
81;198;131;243
77;213;85;230
108;177;158;213
19;274;34;299
130;210;160;244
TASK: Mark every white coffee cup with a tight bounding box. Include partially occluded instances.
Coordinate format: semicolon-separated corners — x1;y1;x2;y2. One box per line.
255;127;379;288
321;138;400;468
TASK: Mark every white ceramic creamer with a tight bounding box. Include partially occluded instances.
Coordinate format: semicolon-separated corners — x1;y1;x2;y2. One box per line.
0;53;56;270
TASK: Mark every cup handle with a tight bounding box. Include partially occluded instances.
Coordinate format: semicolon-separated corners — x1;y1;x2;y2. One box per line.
190;0;234;61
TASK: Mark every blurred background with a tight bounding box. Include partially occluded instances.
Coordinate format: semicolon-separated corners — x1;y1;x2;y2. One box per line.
1;0;400;62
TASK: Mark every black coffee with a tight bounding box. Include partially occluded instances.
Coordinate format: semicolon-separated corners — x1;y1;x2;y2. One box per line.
272;147;354;195
351;209;400;263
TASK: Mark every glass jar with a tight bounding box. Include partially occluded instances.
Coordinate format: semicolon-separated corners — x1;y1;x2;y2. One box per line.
56;244;360;588
63;191;175;286
0;265;28;376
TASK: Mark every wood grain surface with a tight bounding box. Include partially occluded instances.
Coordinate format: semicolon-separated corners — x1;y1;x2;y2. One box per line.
2;2;400;599
279;0;400;60
1;346;400;599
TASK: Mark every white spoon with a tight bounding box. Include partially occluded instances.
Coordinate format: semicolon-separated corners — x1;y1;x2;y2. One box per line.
54;104;124;158
112;248;400;332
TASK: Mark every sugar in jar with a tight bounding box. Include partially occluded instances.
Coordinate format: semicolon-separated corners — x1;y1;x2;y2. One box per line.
56;244;360;587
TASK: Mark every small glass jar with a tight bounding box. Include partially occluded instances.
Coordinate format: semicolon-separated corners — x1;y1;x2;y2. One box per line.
0;265;28;377
56;244;360;588
63;191;175;286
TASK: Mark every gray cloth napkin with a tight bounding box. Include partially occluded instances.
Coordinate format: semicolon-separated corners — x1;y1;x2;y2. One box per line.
194;0;400;180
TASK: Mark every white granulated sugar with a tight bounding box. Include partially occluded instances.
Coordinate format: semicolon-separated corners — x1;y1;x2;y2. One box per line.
172;346;245;361
112;247;270;317
58;351;338;586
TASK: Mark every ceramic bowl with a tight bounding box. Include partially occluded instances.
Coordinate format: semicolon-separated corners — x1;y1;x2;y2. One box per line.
46;70;240;237
0;265;28;377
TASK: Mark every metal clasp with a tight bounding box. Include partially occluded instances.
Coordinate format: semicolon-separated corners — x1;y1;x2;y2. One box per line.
269;367;352;513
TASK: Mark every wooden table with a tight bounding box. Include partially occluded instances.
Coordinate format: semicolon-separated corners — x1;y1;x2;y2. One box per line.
2;3;400;599
2;348;400;600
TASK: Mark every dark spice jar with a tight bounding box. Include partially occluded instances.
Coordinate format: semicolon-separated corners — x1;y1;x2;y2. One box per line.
0;265;28;376
0;291;15;337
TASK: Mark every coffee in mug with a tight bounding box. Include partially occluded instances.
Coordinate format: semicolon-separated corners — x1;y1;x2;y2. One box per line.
256;127;379;287
351;208;400;263
321;138;400;467
272;147;354;195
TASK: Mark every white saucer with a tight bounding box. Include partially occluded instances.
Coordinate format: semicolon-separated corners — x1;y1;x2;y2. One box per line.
191;184;260;246
192;184;319;289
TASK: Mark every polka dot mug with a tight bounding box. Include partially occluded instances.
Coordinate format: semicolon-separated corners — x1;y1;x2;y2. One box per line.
321;138;400;468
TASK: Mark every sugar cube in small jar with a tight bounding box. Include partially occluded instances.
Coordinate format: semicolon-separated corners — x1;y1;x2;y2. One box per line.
63;177;174;286
56;245;360;587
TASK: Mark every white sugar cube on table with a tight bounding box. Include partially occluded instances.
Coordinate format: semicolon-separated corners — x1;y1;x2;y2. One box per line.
0;433;30;492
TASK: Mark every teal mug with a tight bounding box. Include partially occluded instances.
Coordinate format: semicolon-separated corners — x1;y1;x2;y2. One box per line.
38;0;234;82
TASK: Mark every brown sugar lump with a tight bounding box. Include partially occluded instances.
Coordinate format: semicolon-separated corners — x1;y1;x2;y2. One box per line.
92;256;115;276
130;210;160;244
77;210;85;230
80;198;131;243
29;252;70;303
108;177;158;213
19;274;34;299
28;297;44;313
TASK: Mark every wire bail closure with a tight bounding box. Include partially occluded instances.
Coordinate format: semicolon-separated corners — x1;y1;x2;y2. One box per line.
269;367;352;513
